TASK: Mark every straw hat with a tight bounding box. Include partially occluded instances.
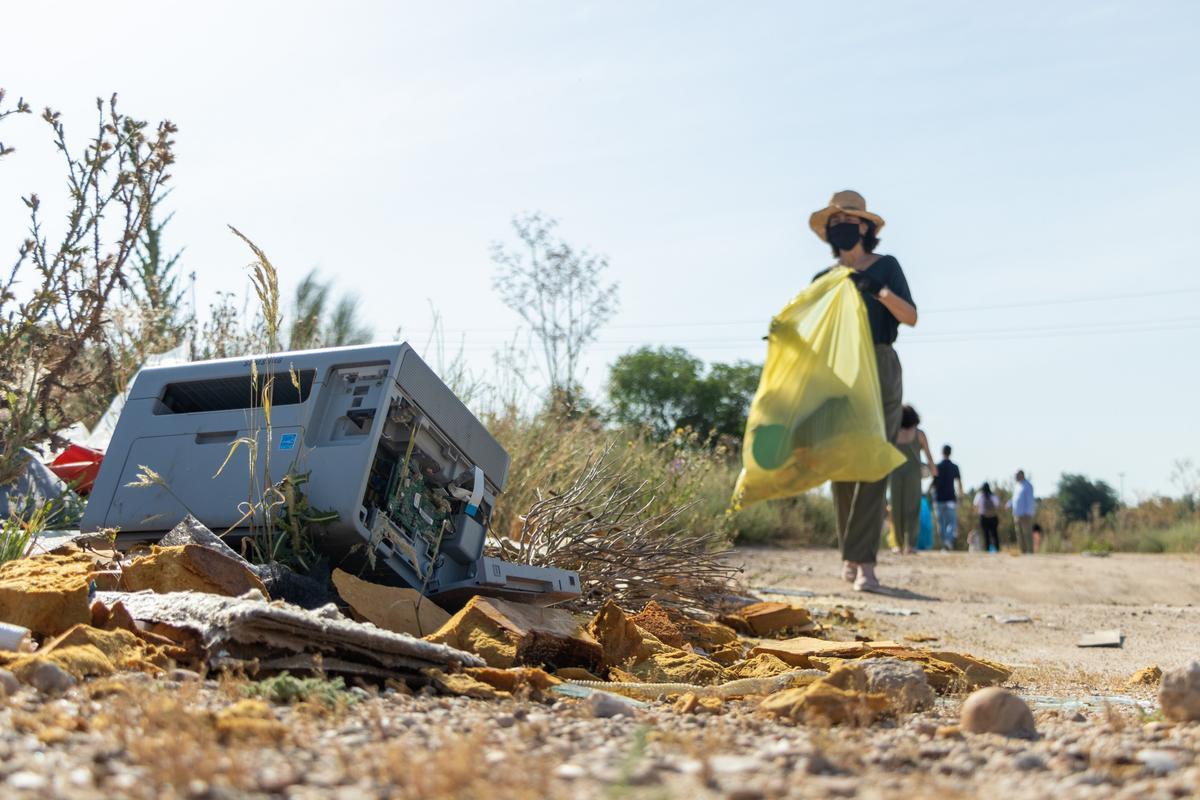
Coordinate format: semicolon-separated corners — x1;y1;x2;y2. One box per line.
809;190;886;242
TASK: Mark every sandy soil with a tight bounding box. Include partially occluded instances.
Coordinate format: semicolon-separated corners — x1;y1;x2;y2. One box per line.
735;547;1200;689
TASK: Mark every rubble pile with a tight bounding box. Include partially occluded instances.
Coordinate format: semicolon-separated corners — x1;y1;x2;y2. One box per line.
0;513;1023;730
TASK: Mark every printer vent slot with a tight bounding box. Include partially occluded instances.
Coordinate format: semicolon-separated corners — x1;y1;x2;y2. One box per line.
158;370;316;414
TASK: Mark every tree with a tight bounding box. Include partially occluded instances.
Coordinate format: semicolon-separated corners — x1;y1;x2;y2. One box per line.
608;347;703;438
607;345;761;442
1057;473;1119;522
491;213;618;406
0;91;175;483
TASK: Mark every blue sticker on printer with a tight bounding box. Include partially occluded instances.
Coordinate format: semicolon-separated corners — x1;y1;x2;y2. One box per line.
278;433;298;451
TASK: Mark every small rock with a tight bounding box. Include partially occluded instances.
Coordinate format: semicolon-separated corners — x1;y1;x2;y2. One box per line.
0;667;20;697
960;688;1036;738
495;714;515;728
587;691;637;718
554;764;586;780
7;771;48;790
1159;660;1200;722
1127;665;1163;688
25;661;76;694
858;658;935;711
708;755;762;775
1136;749;1178;775
1013;752;1046;771
169;668;202;682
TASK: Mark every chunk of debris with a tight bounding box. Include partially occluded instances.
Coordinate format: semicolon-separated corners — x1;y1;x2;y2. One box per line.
216;699;287;743
121;545;268;598
0;552;104;636
623;638;726;686
727;653;796;680
425;668;511;700
857;658;935;712
629;601;686;647
426;595;601;671
464;666;560;697
960;687;1037;738
760;664;890;725
98;589;482;680
1077;629;1123;648
332;569;450;638
925;650;1013;688
0;621;33;653
673;691;723;714
750;637;871;667
872;606;920;617
720;601;815;637
1127;665;1163;688
588;600;652;669
1159;660;1200;722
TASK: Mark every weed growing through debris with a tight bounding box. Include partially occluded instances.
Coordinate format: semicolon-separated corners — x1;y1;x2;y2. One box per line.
242;671;357;708
0;498;53;564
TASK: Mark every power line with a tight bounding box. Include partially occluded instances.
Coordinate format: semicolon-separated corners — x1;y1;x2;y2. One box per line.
398;287;1200;336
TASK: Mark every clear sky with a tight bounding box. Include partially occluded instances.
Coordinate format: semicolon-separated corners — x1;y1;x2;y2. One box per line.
3;2;1198;498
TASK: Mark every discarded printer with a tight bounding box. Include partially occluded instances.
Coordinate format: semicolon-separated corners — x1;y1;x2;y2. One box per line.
81;343;580;607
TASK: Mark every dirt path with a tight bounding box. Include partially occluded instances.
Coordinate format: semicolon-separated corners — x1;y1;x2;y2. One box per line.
733;547;1200;690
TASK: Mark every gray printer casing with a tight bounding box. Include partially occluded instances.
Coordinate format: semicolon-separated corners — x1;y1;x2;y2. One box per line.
81;343;579;606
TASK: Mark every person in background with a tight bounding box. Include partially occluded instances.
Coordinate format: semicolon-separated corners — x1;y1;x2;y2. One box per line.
1032;523;1043;552
933;445;964;550
1011;469;1036;554
975;482;1002;552
888;405;937;554
809;190;918;593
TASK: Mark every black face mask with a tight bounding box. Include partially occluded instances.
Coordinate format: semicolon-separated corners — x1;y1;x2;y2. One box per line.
827;222;862;252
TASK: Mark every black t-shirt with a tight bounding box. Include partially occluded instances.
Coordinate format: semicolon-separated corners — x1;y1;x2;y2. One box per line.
933;459;960;502
813;255;914;345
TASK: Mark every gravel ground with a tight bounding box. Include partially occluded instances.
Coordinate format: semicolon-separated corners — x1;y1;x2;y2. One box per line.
2;549;1198;799
0;677;1196;799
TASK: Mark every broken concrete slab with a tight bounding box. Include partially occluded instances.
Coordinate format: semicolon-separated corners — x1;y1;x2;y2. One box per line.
750;637;871;667
925;650;1013;689
332;569;450;638
426;595;601;672
857;658;934;712
720;602;815;637
759;664;890;725
1077;629;1123;648
98;589;482;679
0;552;104;636
121;545;268;598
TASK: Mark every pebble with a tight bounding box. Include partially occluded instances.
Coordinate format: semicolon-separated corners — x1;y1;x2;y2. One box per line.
0;668;19;697
1014;752;1046;771
7;771;48;790
554;764;586;780
586;691;637;718
960;688;1037;738
1136;749;1178;775
25;661;76;695
168;668;202;682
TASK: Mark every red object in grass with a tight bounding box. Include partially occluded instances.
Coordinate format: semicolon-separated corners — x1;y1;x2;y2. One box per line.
48;444;105;494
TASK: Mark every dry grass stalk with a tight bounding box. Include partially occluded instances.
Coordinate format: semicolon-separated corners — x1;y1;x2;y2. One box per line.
496;442;741;611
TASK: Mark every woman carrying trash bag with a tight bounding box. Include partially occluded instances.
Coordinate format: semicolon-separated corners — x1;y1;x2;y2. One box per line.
810;190;917;591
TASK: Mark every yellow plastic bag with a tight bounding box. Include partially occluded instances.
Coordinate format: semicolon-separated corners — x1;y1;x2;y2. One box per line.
732;266;904;509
